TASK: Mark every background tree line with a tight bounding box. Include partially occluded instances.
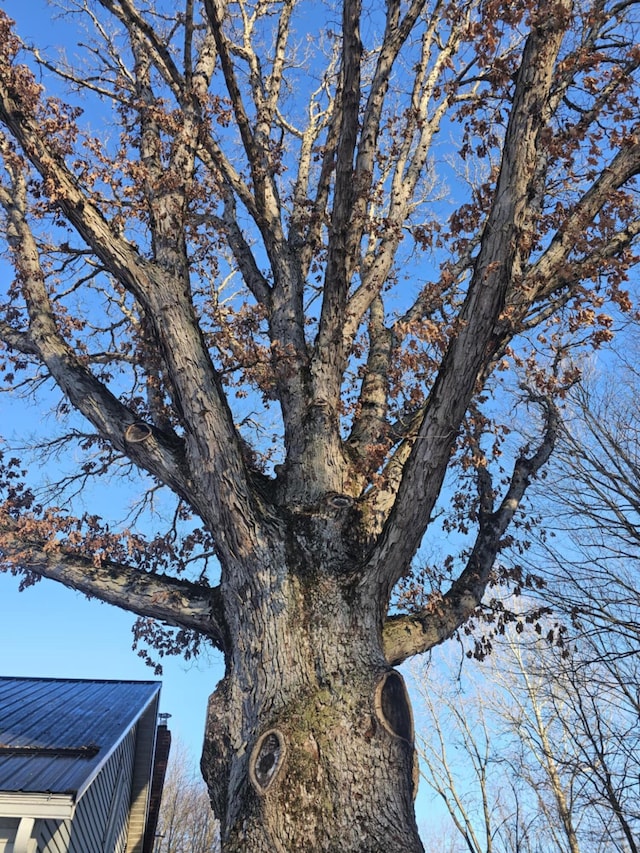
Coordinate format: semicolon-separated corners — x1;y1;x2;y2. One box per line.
416;324;640;852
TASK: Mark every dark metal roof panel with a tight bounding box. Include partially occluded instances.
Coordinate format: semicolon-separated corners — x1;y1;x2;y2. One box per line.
0;677;160;796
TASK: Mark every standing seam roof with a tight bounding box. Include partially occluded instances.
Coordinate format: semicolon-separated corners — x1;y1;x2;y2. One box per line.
0;676;160;797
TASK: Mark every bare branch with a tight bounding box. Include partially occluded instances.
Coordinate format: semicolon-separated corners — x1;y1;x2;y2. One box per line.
97;0;185;98
217;193;271;306
367;1;574;592
0;512;226;649
203;0;284;241
384;393;559;664
0;320;39;357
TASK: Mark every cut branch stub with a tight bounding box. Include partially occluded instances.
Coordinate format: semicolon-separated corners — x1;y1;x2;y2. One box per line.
374;670;414;743
125;421;153;443
249;729;287;794
326;492;354;508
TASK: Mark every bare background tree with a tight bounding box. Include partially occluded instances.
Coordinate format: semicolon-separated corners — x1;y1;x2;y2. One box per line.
415;334;640;851
155;740;221;853
0;0;638;848
532;327;640;638
415;626;640;853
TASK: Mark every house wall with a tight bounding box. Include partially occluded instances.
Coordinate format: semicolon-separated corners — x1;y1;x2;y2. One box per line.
34;819;70;853
0;817;38;853
125;705;158;853
0;817;18;853
33;726;137;853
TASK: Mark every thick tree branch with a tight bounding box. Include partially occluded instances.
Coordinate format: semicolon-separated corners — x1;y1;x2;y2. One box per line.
288;71;337;276
328;20;481;433
262;0;295;129
365;1;573;592
0;66;267;555
0;162;191;501
314;0;362;389
0;320;39;356
347;296;393;474
202;0;311;477
383;394;559;665
0;513;227;649
296;69;342;278
344;0;428;263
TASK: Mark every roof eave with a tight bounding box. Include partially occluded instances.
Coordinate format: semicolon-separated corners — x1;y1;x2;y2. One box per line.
0;791;76;820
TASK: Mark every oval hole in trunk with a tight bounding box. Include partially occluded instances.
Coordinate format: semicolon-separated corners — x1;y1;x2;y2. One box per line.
125;421;152;443
249;729;286;794
374;670;414;743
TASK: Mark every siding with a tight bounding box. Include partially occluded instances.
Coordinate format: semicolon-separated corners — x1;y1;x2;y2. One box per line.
33;729;136;853
125;707;157;853
67;728;136;853
35;818;71;853
0;817;18;852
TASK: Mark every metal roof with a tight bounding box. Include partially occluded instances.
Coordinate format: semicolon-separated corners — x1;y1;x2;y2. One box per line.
0;677;160;798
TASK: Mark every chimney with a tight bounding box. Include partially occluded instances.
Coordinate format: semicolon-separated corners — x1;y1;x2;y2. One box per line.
142;714;172;853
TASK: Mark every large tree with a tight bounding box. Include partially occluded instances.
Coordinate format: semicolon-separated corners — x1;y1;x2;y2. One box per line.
0;0;638;848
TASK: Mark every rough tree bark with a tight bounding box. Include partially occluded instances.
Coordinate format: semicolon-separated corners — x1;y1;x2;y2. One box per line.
0;0;638;849
202;544;422;850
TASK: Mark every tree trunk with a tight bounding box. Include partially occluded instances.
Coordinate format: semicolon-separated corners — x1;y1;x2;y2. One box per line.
200;526;423;852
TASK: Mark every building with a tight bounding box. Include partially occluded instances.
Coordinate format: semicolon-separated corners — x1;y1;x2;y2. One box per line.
0;677;170;853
